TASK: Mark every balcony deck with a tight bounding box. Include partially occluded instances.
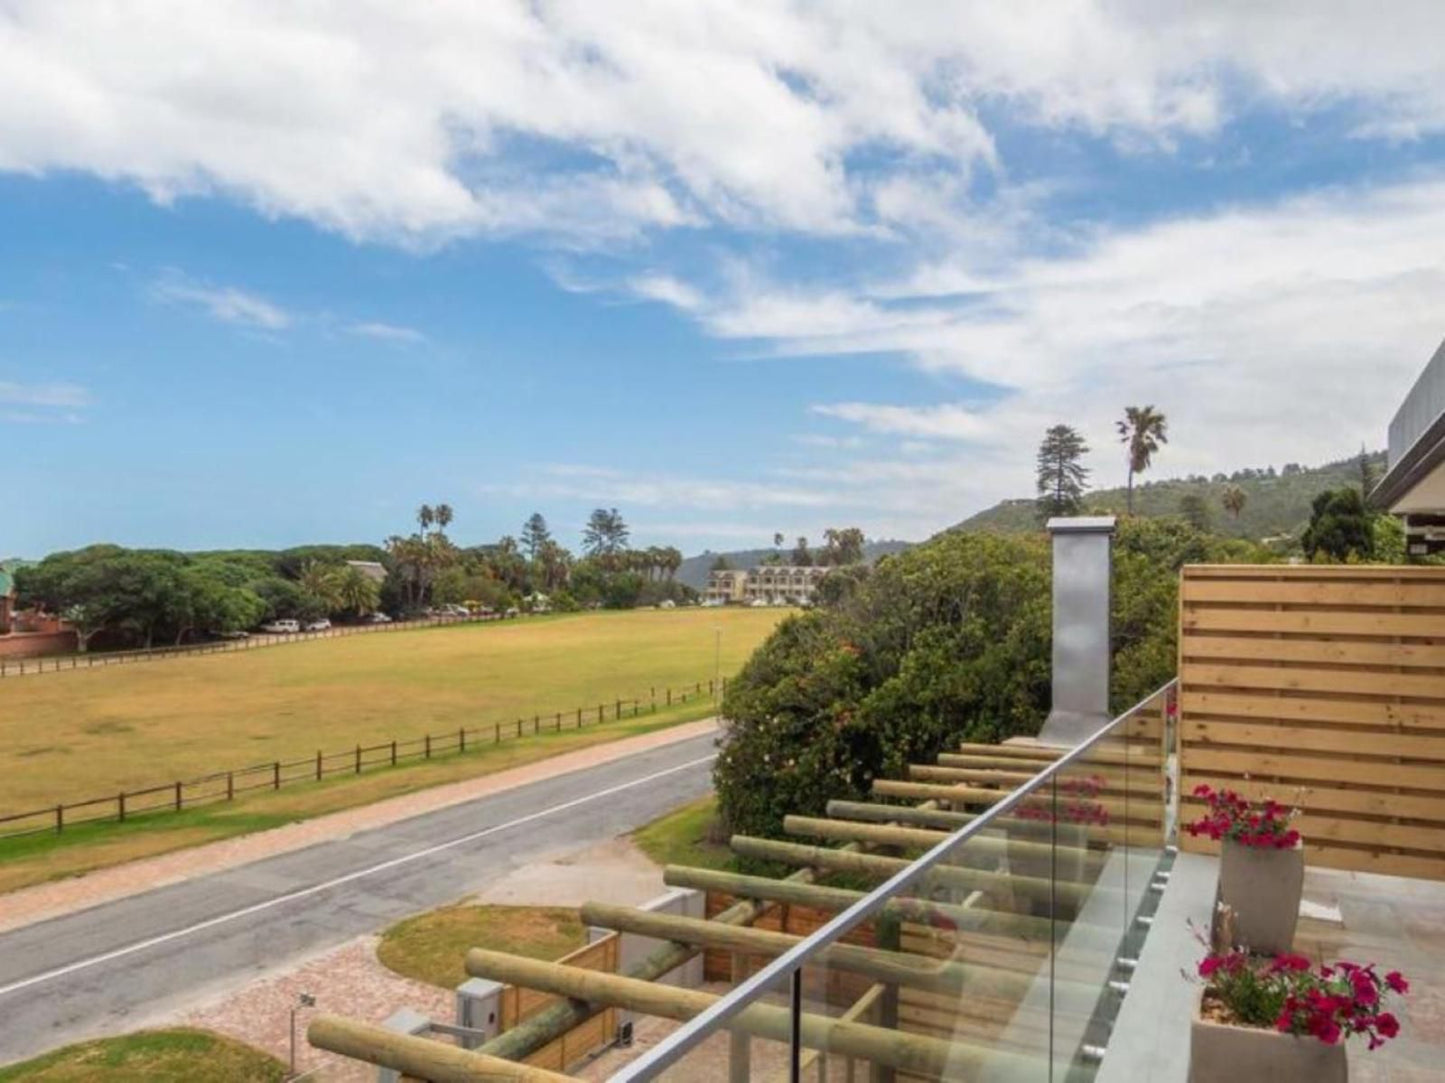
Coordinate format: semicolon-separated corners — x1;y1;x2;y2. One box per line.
1099;852;1445;1083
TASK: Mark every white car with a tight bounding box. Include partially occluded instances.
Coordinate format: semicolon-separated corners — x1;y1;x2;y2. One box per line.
364;612;392;623
260;619;301;634
305;618;332;631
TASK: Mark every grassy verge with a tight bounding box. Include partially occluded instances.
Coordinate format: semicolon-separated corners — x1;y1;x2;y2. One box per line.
0;701;716;895
0;1028;283;1081
377;904;587;989
631;795;736;872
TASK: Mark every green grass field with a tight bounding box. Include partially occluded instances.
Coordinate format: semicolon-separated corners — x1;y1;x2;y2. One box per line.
0;1029;283;1081
0;608;780;816
378;904;586;989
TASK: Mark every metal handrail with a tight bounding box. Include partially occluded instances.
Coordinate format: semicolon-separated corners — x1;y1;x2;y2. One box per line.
610;678;1179;1081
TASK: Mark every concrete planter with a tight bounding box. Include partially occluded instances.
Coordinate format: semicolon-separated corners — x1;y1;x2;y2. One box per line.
1214;838;1304;954
1190;1000;1346;1083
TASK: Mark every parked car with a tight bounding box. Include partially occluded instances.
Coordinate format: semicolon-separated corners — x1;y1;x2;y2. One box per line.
216;629;250;640
504;606;520;617
438;603;470;617
305;618;332;631
260;619;301;634
364;611;392;623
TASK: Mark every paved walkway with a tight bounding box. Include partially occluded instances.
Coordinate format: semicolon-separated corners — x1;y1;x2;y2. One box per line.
0;717;717;935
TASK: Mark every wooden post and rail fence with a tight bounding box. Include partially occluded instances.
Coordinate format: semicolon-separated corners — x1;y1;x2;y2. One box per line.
0;676;727;842
0;611;499;678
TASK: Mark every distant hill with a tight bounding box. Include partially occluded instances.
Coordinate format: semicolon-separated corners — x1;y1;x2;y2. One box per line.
677;539;912;590
954;451;1385;542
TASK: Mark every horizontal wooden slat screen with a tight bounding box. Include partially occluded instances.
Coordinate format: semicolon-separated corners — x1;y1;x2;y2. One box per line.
1178;564;1445;881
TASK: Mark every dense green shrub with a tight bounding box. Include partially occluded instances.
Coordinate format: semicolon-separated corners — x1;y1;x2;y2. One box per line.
715;519;1272;839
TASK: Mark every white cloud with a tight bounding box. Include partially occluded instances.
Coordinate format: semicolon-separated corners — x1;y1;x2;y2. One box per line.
483;464;835;512
811;402;995;442
152;276;291;330
6;3;1445;244
347;321;426;343
0;381;91;408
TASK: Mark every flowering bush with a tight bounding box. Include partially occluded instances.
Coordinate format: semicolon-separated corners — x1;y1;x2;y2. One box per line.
1186;784;1300;849
1018;774;1110;825
1197;950;1407;1050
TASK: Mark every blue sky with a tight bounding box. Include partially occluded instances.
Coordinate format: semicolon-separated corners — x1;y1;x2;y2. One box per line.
4;3;1445;557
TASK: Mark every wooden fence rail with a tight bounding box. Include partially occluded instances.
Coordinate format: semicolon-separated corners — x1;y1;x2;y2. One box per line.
1177;563;1445;881
0;612;498;678
0;677;726;842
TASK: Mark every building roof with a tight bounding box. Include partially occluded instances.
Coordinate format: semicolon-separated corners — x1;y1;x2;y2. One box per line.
1374;337;1445;514
345;560;388;583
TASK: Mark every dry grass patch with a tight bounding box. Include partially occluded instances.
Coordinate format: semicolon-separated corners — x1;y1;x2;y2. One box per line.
378;904;586;989
0;1028;283;1081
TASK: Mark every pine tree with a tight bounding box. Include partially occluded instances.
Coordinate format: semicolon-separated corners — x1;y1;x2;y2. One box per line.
1036;425;1091;522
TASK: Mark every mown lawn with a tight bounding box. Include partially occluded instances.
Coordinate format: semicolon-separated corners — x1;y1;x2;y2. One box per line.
0;608;781;815
0;1029;283;1082
377;904;587;989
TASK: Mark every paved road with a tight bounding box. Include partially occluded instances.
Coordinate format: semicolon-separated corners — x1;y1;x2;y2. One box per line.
0;729;717;1064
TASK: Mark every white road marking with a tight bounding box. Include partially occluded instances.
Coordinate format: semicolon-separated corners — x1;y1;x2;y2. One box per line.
0;751;716;998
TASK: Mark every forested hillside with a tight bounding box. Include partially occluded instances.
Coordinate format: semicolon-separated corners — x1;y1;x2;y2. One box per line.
955;451;1384;541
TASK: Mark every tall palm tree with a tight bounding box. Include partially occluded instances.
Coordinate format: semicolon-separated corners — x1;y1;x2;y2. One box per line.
1222;485;1247;520
773;532;784;550
1116;405;1168;514
433;503;454;534
416;504;435;538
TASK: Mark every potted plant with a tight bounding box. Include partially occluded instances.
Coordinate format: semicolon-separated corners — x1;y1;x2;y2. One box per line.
1187;784;1303;954
1189;947;1408;1082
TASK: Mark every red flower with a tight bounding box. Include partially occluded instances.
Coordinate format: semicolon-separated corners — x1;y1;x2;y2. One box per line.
1385;971;1409;994
1376;1012;1400;1038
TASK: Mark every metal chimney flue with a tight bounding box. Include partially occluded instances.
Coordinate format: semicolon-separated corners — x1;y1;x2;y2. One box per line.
1037;516;1115;747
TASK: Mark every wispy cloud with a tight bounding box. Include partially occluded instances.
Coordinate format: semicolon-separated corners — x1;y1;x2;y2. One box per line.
347;321;426;344
810;402;995;442
152;275;291;330
0;381;92;408
482;463;835;511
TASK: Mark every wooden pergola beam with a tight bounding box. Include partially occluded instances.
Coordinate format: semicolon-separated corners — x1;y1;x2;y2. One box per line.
464;949;1043;1079
307;1014;576;1082
661;864;1079;946
729;835;1106;906
781;815;1100;871
825;799;978;831
954;741;1160;769
577;901;1060;999
872;778;1164;822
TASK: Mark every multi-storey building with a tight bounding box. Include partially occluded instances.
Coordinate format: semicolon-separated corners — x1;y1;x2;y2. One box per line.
743;564;828;605
703;568;750;605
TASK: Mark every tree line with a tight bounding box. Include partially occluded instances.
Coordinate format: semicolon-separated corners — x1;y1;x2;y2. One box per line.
16;504;695;653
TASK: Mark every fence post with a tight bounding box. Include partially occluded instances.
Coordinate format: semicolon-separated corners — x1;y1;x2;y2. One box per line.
667;688;672;707
577;707;583;727
274;761;281;790
516;718;522;738
495;722;500;743
175;781;182;812
555;712;561;732
118;792;126;823
56;804;63;834
227;771;234;801
533;714;539;735
396;739;402;765
316;751;323;781
615;699;621;719
709;679;714;698
355;745;362;774
597;704;604;723
421;736;427;761
459;727;466;753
